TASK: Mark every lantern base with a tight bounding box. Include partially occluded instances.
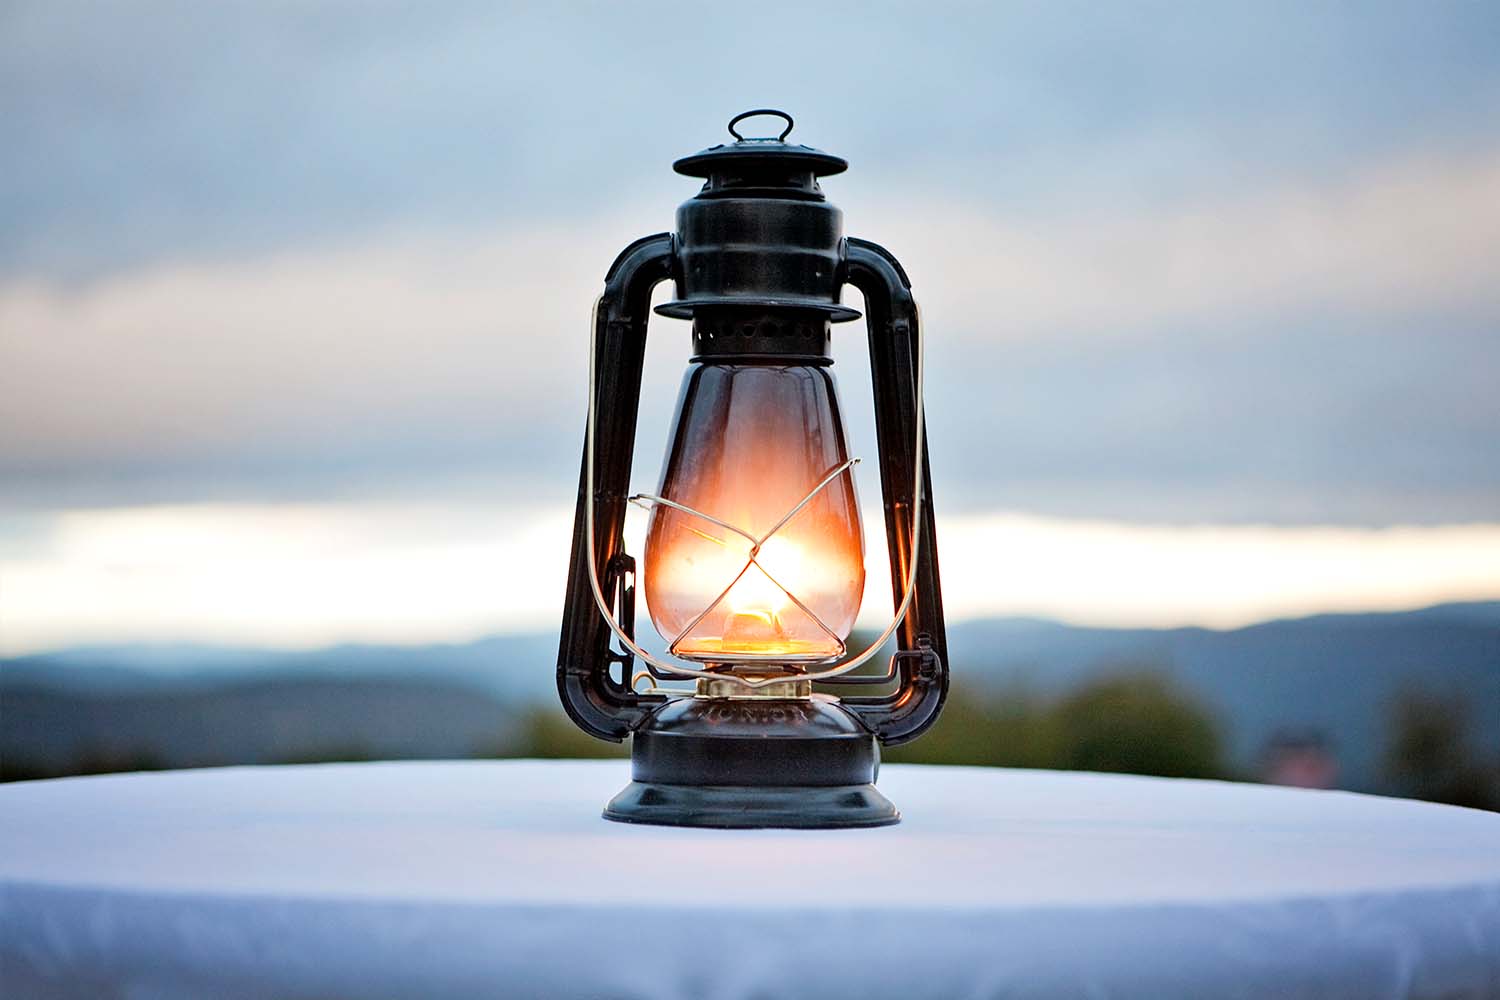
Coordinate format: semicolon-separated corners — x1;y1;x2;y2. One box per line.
604;780;897;829
602;695;899;829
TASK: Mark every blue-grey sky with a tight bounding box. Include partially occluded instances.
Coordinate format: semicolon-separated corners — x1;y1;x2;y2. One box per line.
3;0;1499;525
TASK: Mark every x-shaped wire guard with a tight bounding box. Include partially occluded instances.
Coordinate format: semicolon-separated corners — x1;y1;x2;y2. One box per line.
628;456;861;659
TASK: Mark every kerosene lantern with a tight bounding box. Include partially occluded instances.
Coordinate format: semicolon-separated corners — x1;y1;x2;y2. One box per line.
557;110;948;828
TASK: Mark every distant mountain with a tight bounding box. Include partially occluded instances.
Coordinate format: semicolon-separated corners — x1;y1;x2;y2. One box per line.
946;603;1500;790
3;603;1496;790
2;675;524;780
1;634;561;702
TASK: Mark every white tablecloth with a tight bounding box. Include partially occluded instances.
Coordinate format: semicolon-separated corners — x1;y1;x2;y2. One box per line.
1;760;1497;999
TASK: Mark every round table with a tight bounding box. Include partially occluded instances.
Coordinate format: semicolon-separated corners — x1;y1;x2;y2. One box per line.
1;761;1497;999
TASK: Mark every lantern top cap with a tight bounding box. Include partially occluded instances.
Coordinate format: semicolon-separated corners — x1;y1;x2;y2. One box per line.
674;109;848;179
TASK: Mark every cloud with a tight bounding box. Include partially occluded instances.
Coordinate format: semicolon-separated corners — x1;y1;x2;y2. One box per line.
4;501;1497;654
0;211;671;491
5;144;1498;523
5;2;1499;278
0;502;575;654
935;512;1500;629
3;4;1499;647
876;148;1500;341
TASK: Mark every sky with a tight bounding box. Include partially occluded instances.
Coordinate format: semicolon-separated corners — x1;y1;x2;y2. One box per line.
2;2;1499;654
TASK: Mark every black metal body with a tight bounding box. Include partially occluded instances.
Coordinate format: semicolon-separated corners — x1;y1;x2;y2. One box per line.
556;112;948;826
604;698;897;829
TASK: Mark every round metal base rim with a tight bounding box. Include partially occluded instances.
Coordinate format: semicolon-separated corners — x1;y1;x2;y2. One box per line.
603;780;900;830
656;299;862;323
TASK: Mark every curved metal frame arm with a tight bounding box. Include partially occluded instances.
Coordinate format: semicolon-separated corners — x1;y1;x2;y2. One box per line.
556;233;675;740
836;238;950;745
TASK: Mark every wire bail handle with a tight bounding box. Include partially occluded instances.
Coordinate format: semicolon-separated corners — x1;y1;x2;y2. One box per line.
727;109;795;143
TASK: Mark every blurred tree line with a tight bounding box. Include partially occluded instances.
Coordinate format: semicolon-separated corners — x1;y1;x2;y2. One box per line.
510;669;1500;810
879;671;1226;778
8;669;1496;812
513;669;1229;779
1383;688;1500;812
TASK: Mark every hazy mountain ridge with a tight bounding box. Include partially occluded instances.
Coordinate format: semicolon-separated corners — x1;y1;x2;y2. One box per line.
1;635;556;700
951;605;1499;789
2;675;525;780
3;603;1496;789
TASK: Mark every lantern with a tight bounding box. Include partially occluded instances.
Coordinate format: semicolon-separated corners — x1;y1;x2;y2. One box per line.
557;110;948;828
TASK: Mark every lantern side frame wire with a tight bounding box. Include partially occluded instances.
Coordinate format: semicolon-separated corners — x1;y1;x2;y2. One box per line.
583;297;927;691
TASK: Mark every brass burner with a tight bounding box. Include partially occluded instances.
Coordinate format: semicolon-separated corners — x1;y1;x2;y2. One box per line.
695;675;813;700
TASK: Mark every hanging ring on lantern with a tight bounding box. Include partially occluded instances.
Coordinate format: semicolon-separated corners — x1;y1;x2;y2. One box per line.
582;296;929;692
727;109;795;142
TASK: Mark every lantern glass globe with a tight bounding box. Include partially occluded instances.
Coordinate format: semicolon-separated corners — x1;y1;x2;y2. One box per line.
642;362;865;665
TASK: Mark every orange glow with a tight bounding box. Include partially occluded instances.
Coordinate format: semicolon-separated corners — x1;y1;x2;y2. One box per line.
643;363;865;665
